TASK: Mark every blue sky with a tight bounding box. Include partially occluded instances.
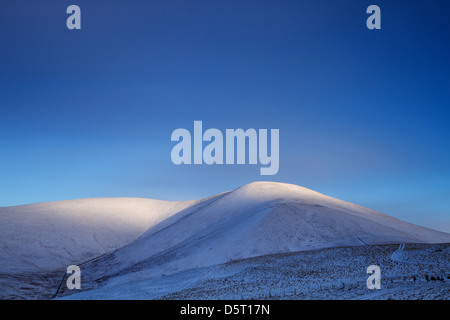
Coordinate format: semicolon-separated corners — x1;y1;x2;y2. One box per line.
1;1;449;232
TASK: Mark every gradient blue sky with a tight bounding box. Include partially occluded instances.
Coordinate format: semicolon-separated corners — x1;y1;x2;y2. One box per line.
1;1;449;232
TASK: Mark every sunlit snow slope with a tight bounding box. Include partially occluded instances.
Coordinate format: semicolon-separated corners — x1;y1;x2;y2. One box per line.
1;182;449;279
0;198;195;273
71;182;450;282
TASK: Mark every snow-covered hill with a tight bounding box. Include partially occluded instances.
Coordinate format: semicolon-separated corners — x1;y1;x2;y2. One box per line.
1;181;449;299
73;182;450;284
0;198;195;273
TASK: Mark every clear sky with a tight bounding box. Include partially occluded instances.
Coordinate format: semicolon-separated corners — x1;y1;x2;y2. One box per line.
1;1;449;232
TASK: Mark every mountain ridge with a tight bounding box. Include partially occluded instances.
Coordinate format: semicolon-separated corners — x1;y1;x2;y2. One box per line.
61;181;450;286
1;181;449;277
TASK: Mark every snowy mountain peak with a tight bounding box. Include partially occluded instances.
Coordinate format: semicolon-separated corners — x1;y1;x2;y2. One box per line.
1;181;449;281
227;181;377;218
232;181;323;199
70;182;450;281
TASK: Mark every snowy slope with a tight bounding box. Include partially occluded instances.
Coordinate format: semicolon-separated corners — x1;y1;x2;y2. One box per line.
0;198;195;273
61;243;450;300
2;181;449;300
70;182;450;289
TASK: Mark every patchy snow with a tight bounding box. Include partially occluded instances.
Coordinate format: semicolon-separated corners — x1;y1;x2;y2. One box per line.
60;243;450;300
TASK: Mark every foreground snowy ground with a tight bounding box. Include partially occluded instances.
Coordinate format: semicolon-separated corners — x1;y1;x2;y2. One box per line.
3;243;448;300
55;243;448;300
